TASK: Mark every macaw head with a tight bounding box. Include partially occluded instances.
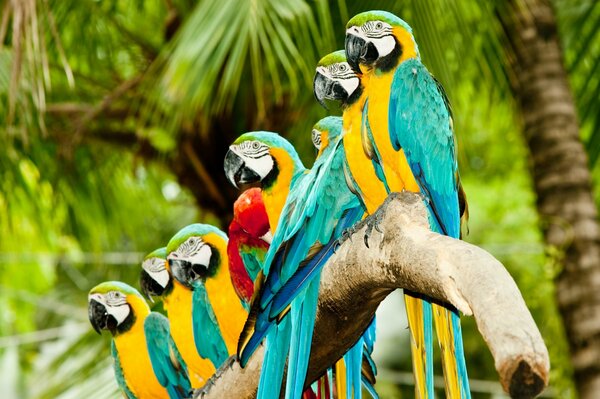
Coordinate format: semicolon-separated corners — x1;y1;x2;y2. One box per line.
232;188;272;244
313;50;362;109
140;247;172;301
311;116;343;158
224;131;303;189
166;224;228;289
345;10;419;73
88;281;149;336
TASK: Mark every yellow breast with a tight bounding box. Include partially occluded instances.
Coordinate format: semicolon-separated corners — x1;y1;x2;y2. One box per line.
344;98;391;215
367;72;420;195
262;147;297;232
202;233;248;354
164;281;215;387
113;299;169;399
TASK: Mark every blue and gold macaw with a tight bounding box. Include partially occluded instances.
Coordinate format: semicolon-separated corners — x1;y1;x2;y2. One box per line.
314;49;436;399
140;247;218;387
165;224;248;372
88;281;191;399
344;10;470;398
224;121;365;399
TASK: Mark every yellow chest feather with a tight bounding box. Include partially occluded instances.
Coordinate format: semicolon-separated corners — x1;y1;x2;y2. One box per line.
113;320;169;398
164;281;214;387
201;233;248;354
343;100;390;214
367;69;420;194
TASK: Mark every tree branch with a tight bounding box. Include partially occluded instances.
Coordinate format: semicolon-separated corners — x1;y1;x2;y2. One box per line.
195;192;550;399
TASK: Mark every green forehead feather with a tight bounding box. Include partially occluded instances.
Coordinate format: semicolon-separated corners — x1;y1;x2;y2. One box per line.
145;247;167;260
313;117;343;140
90;281;141;297
317;50;346;67
167;223;227;253
346;10;412;33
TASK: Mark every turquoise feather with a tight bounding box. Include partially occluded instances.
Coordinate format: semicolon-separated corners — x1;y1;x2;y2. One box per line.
244;118;367;399
191;282;229;368
388;57;470;397
144;313;192;399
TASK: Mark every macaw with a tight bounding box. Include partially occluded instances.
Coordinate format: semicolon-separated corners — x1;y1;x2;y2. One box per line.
163;224;248;370
312;124;379;399
314;49;437;399
344;10;470;398
224;120;366;399
227;187;272;308
224;132;306;233
139;247;217;387
88;281;191;399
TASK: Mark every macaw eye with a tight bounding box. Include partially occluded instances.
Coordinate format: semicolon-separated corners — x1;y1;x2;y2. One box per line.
252;142;260;149
376;22;383;30
339;64;347;71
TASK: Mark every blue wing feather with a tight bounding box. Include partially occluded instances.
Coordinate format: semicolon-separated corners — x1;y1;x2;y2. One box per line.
144;313;191;399
191;283;229;368
388;59;460;238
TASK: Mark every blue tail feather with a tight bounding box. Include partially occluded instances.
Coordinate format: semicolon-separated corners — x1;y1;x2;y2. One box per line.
257;317;291;399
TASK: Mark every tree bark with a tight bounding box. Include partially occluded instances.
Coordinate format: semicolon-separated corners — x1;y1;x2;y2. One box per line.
498;1;600;397
194;193;550;399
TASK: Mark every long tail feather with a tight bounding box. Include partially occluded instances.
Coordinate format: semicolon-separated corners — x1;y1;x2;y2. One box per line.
285;278;321;399
433;304;471;399
404;292;434;398
257;317;291;399
334;358;347;399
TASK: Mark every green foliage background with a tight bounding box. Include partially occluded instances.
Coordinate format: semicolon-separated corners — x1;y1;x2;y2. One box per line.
2;0;599;397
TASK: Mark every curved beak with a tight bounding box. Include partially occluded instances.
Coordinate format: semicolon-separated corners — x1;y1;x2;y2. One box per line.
140;270;162;302
313;72;348;109
345;31;379;73
88;299;108;335
224;149;261;188
169;258;193;287
345;32;367;73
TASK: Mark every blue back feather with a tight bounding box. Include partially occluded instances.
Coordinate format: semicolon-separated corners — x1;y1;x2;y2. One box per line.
191;282;229;368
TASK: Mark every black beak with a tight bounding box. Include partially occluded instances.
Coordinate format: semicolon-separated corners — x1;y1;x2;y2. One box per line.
88;299;108;335
224;149;261;188
169;258;210;288
140;269;164;301
169;258;193;287
313;71;348;109
345;33;378;73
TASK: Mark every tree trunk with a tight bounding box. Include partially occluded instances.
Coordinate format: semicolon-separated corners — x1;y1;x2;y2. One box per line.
498;1;600;397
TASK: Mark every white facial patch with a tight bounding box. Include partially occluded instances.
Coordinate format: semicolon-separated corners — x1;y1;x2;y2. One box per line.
312;129;322;150
89;291;130;326
229;143;274;180
371;35;396;58
317;62;360;98
169;236;213;267
142;257;170;288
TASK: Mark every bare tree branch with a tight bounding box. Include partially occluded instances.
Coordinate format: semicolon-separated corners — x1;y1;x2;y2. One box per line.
195;192;550;399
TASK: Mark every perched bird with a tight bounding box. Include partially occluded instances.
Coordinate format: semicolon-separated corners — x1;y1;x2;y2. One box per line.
224;132;306;233
140;247;216;387
225;120;365;399
166;224;248;371
227;187;272;308
345;11;470;398
88;281;191;399
314;49;435;399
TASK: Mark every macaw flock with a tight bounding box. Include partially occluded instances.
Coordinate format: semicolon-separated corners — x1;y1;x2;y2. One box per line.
87;10;473;399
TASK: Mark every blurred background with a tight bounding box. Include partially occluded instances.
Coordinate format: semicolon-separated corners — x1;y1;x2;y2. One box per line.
1;0;599;397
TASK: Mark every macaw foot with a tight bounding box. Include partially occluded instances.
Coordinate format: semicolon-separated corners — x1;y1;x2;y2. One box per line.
362;192;402;247
195;356;238;398
334;221;361;251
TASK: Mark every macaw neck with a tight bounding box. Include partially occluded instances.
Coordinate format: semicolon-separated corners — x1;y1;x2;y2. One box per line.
375;28;420;75
114;295;148;337
261;147;305;232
